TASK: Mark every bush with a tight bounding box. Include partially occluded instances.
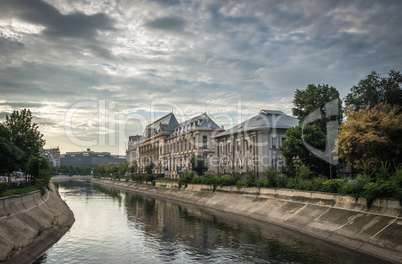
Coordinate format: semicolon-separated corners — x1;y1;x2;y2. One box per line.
339;175;371;199
218;174;236;186
236;180;246;187
391;167;402;204
179;171;195;184
320;178;347;193
363;181;394;208
0;182;9;194
131;174;145;182
245;171;256;187
297;163;315;180
265;169;287;188
145;174;154;182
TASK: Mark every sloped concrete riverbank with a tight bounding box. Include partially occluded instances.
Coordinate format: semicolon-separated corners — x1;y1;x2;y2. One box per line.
93;178;402;263
0;183;75;264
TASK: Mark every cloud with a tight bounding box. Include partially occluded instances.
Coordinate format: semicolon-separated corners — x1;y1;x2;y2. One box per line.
0;0;401;154
145;16;191;36
0;0;116;39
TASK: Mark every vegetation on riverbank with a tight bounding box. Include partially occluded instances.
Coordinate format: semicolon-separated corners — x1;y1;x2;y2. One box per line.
0;185;39;198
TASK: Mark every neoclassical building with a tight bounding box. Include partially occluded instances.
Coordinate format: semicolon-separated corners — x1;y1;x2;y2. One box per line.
213;110;298;179
127;112;223;178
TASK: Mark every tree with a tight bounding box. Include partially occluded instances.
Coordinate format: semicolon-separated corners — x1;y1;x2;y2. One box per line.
345;70;402;111
292;84;342;129
4;109;45;171
281;124;329;176
0;124;24;174
190;155;208;176
118;161;128;176
129;160;138;174
284;84;342;177
144;161;155;175
338;103;402;169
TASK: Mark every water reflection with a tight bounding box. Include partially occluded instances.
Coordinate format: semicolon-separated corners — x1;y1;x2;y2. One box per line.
34;181;390;264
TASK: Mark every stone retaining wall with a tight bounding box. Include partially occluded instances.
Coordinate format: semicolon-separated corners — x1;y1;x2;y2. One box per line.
94;179;402;263
0;184;75;263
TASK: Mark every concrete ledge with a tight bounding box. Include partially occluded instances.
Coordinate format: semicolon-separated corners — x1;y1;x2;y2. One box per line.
92;179;402;263
0;184;75;263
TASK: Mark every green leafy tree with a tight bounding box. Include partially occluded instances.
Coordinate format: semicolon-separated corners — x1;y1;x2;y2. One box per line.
94;164;105;176
0;124;24;174
190;155;208;176
345;70;402;111
292;84;342;129
144;161;155;175
129;160;138;174
281;124;329;176
285;84;342;178
4;109;45;171
118;161;128;176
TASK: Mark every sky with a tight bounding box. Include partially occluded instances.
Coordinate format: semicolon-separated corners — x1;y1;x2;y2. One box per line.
0;0;401;155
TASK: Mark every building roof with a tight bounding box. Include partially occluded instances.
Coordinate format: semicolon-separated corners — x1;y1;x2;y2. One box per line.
144;112;179;137
171;113;221;135
214;109;298;138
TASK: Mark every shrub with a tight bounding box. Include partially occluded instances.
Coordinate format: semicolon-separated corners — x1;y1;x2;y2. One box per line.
339;175;371;199
0;182;9;194
297;163;315;180
320;178;347;193
218;174;235;186
179;171;195;184
236;180;246;187
145;174;154;182
265;169;287;188
245;171;256;187
363;181;394;208
390;167;402;204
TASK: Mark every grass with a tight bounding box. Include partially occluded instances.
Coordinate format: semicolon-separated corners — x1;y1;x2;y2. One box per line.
0;186;39;198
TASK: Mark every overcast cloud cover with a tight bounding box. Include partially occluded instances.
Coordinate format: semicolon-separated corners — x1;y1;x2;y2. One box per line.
0;0;401;154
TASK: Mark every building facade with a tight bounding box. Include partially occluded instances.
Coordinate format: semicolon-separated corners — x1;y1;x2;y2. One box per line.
213;110;298;179
127;112;223;178
42;147;61;167
61;149;125;167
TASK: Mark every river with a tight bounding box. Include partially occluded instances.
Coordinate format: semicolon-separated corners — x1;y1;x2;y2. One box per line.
33;180;390;264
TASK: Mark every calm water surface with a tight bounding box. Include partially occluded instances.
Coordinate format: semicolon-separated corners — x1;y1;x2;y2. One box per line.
33;181;390;264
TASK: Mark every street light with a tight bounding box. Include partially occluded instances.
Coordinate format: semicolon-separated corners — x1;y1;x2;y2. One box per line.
292;156;300;188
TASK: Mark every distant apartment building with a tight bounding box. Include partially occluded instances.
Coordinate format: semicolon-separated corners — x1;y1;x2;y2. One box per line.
42;147;61;167
127;112;223;178
126;135;141;167
61;149;125;167
213;110;298;178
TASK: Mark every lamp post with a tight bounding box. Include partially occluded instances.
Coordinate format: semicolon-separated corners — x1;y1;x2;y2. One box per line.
292;156;300;188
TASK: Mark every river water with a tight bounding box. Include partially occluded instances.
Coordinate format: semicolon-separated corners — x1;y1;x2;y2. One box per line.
33;181;390;264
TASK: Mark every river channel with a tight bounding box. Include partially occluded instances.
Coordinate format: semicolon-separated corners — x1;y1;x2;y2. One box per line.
33;180;390;264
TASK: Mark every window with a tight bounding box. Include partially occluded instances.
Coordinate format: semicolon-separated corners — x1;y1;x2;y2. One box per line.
236;140;240;152
202;136;208;149
272;136;277;149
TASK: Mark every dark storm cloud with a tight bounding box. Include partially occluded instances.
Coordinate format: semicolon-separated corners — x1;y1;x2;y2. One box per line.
0;0;115;39
145;16;189;35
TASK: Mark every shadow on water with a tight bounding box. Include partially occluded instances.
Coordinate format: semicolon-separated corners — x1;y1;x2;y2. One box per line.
34;181;391;264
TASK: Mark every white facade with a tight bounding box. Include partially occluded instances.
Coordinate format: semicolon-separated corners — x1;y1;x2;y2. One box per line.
213;110;298;179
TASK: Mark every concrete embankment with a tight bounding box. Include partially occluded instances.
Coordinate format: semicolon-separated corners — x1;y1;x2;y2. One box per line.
0;184;75;263
93;179;402;263
52;174;93;181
